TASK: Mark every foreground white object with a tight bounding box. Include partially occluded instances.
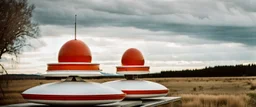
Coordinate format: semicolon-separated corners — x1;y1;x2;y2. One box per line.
102;79;168;99
22;77;125;105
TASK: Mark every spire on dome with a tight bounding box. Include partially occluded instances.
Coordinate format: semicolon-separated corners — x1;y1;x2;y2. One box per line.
75;15;77;40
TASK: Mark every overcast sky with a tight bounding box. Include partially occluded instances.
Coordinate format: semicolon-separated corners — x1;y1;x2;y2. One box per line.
1;0;256;74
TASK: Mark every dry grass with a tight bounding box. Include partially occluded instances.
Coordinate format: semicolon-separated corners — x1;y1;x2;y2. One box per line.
0;80;57;105
180;94;250;107
1;77;256;106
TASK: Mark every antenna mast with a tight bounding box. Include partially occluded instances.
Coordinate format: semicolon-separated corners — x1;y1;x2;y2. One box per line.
75;15;77;40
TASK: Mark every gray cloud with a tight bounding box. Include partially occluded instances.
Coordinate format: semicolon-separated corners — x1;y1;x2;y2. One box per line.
28;0;256;46
2;0;255;74
230;0;256;12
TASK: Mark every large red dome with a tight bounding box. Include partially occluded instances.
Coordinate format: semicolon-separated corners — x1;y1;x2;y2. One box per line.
121;48;144;66
58;40;92;62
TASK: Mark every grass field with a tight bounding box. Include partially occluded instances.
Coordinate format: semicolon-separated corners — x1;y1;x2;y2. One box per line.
1;77;256;106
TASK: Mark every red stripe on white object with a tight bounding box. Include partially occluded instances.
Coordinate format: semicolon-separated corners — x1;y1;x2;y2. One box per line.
116;66;149;72
122;90;168;94
22;94;125;100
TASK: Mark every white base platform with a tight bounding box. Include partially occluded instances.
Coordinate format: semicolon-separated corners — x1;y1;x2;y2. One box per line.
1;97;181;107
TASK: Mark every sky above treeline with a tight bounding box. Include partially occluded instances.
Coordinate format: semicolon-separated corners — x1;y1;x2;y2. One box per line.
1;0;256;74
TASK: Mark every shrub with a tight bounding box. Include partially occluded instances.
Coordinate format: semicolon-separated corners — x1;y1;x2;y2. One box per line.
250;81;256;90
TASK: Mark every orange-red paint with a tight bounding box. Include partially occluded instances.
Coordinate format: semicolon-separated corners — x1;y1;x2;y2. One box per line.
121;48;144;66
58;40;92;62
122;90;168;95
22;94;126;100
47;63;99;71
116;66;149;72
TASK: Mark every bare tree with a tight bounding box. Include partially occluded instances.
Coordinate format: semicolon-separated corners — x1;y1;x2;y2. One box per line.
0;0;39;59
0;64;8;96
0;64;8;75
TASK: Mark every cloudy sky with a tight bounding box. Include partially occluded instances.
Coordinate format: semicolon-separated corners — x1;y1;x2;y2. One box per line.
1;0;256;74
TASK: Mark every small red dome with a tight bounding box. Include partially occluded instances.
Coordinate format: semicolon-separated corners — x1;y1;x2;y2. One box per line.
121;48;144;66
58;40;92;62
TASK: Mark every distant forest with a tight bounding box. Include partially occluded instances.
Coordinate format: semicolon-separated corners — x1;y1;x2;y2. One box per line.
140;64;256;77
1;64;256;80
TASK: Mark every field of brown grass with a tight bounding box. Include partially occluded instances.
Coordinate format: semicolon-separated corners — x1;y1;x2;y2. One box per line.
1;77;256;107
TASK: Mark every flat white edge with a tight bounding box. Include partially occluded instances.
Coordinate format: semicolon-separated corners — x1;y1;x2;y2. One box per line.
43;71;102;77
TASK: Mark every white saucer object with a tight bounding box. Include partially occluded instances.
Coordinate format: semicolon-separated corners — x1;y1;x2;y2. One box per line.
22;78;125;105
102;79;168;99
21;36;126;105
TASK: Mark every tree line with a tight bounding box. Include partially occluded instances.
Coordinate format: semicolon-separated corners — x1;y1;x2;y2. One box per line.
139;64;256;77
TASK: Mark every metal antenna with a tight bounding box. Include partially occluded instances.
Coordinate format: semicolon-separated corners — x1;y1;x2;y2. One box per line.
75;15;77;40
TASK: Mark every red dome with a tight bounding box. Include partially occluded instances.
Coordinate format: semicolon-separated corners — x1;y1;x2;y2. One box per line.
121;48;144;66
58;40;92;62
